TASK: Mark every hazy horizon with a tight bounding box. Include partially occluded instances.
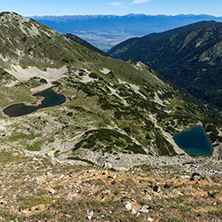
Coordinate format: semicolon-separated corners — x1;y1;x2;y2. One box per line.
1;0;222;17
31;13;222;18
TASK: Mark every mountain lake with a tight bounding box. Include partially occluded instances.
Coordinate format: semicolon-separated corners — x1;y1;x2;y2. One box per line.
173;125;213;156
3;87;66;117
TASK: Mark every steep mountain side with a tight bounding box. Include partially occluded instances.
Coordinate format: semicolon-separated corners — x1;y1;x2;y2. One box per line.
108;20;218;59
107;21;222;110
0;12;222;167
0;12;104;71
32;14;222;51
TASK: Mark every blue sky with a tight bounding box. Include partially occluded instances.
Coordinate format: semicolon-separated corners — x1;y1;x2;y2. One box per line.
1;0;222;17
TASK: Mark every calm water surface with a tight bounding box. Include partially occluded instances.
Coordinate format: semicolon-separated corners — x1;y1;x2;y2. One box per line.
173;125;213;156
3;87;66;117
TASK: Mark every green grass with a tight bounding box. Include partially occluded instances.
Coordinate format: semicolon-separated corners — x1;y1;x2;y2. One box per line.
17;197;53;210
138;164;158;172
26;141;44;151
67;156;94;165
73;129;146;154
0;209;26;222
9;132;42;142
0;150;26;165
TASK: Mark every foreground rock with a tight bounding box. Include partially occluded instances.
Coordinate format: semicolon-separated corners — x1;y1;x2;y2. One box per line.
0;147;221;221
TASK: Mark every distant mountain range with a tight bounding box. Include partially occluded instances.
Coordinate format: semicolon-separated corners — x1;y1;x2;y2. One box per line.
32;14;222;51
107;21;222;110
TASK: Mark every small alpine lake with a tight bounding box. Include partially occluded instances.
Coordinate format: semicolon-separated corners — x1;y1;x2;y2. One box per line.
3;86;66;117
173;125;213;156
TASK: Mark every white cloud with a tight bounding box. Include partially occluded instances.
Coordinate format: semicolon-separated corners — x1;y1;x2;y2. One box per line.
109;0;151;7
109;2;125;6
131;0;152;4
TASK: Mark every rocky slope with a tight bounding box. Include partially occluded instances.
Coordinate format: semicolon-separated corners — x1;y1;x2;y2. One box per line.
0;12;222;167
108;21;222;110
0;147;221;221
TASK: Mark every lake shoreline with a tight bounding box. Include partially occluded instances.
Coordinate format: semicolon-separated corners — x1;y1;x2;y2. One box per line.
2;82;66;118
173;125;213;157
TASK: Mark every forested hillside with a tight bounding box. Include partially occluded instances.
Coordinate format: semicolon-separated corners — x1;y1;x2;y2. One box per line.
108;21;222;110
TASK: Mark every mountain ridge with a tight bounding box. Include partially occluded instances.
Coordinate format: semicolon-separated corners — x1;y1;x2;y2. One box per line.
107;20;222;110
63;33;108;57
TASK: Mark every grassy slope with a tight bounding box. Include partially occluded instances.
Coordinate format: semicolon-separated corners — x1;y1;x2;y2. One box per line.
0;13;222;161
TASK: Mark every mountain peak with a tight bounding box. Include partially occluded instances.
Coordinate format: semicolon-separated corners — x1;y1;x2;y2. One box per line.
0;11;28;23
0;12;51;39
0;13;87;69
